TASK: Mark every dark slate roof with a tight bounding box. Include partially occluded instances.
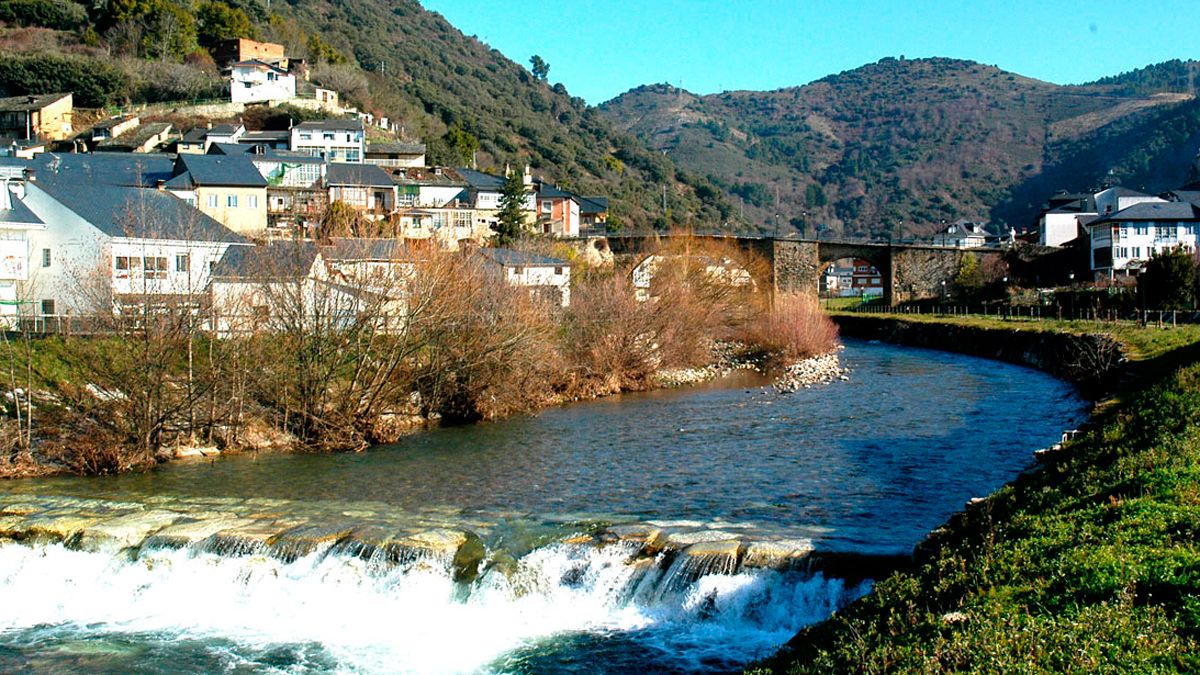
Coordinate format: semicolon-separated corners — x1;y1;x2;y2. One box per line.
0;194;42;226
181;128;209;143
1100;186;1152;198
1092;201;1200;224
366;141;426;155
175;154;268;187
208;124;243;136
211;242;319;280
537;184;577;200
389;166;465;186
1165;190;1200;207
207;142;255;156
578;195;608;214
92;115;137;132
457;168;506;189
26;154;245;242
322;238;418;261
95;122;172;151
295;119;364;132
477;247;569;268
326;162;394;187
0;93;70;112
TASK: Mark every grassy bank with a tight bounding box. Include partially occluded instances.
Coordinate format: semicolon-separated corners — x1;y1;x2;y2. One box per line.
756;313;1200;672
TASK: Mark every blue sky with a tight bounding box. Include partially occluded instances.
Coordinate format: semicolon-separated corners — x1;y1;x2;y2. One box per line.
420;1;1198;104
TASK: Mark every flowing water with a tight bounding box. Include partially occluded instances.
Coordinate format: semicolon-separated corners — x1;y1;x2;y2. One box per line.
0;340;1086;673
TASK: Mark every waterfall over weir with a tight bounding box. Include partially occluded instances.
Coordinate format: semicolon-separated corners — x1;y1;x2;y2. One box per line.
0;494;870;674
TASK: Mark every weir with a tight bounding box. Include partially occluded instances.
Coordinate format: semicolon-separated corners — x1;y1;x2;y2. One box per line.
0;493;874;674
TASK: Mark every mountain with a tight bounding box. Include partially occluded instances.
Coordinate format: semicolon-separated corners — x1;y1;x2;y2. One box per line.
0;0;732;230
600;57;1200;237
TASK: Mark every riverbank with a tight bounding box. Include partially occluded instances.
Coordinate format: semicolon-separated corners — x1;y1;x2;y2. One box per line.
755;313;1200;673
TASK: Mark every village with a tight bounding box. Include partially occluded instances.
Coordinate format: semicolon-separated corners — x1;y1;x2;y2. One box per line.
0;37;1198;322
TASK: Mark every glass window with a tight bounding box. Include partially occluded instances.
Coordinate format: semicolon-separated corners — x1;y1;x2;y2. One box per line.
40;299;54;315
41;248;50;267
175;254;190;273
247;195;258;209
227;194;238;208
207;194;218;208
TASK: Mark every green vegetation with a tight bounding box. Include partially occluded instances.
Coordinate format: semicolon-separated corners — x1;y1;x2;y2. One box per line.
755;314;1200;672
0;0;730;229
493;167;527;246
1140;247;1200;310
601;57;1200;237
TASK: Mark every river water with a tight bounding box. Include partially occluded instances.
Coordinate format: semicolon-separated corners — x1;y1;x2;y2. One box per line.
0;340;1085;673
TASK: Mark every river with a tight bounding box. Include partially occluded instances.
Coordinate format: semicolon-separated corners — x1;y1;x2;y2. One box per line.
0;340;1086;673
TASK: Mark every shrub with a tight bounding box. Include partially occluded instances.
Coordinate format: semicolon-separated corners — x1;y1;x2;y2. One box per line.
0;0;85;30
0;53;127;107
739;293;839;363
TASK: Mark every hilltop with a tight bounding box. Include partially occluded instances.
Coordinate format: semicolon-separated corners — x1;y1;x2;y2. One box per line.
601;57;1200;237
0;0;731;230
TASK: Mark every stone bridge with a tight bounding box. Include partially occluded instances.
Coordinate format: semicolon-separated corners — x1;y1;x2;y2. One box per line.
590;234;989;305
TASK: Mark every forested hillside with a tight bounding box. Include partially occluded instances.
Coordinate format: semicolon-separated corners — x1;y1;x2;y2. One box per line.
601;58;1200;237
0;0;732;230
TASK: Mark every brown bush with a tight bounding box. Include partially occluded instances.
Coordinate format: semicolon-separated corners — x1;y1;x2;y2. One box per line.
739;293;839;364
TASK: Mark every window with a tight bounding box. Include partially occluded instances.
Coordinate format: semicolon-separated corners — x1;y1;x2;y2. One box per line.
299;133;312;141
207;194;218;208
541;201;552;214
453;211;472;228
41;248;50;267
227;194;238;208
40;299;54;316
554;266;564;275
247;195;258;209
115;256;130;271
175;254;190;273
346;149;361;162
323;132;335;141
243;82;252;89
145;257;168;279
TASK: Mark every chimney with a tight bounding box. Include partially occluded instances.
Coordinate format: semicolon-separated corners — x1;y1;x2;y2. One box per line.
25;95;35;104
0;179;10;211
22;167;35;182
156;179;166;191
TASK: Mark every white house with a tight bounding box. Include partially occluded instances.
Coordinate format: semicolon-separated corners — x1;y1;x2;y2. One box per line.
1094;186;1164;218
631;253;754;302
14;154;246;316
290;119;365;163
477;247;571;307
1037;192;1096;247
230;60;296;104
0;176;44;324
208;241;367;336
364;142;426;168
1086;201;1200;277
933;220;989;248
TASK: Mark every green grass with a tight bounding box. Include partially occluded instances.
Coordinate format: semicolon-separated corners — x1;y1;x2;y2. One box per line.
829;309;1200;361
756;316;1200;673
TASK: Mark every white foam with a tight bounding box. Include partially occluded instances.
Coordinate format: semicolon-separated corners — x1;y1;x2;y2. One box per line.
0;540;869;673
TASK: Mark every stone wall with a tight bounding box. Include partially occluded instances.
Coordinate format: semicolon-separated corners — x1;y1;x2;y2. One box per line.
833;314;1125;397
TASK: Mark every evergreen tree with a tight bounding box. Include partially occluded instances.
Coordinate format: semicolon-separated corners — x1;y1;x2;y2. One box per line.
1140;247;1198;310
529;55;549;80
494;167;528;246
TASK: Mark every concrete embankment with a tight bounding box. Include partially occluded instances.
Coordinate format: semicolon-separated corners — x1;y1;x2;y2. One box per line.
832;314;1124;396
